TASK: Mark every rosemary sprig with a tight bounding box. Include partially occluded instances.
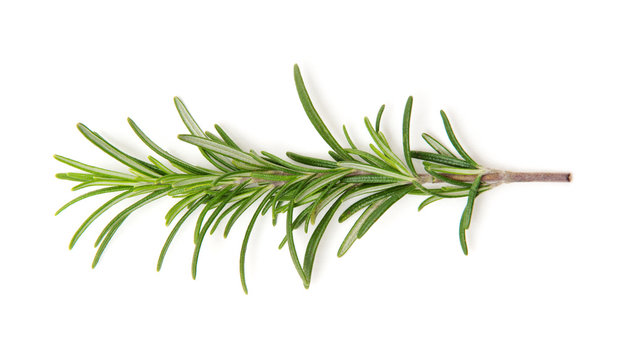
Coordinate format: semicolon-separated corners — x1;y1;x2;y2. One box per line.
55;64;571;293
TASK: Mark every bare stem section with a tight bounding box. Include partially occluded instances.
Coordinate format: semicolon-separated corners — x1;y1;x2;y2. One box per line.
428;171;572;184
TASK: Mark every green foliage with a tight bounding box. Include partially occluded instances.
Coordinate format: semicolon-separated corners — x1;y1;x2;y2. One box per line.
55;65;490;292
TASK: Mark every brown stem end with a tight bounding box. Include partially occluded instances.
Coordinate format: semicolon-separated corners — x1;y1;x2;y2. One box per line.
501;171;571;183
442;171;572;184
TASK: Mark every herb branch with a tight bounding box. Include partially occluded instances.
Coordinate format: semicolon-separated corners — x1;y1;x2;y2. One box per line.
55;65;571;293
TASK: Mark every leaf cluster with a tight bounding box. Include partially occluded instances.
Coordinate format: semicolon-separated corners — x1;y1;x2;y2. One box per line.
55;65;490;292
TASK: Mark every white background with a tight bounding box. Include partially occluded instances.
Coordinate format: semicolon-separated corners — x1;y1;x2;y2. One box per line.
1;1;617;359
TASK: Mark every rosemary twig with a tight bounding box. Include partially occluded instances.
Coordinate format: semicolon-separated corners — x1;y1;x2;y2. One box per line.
55;64;570;293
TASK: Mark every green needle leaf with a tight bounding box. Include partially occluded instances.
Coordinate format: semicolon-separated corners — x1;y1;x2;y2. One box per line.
369;144;402;172
202;151;237;172
402;96;418;176
157;196;209;271
174;97;206;137
338;162;413;182
364;117;409;174
193;185;233;244
340;175;399;184
342;125;357;149
224;186;272;238
424;168;472;188
308;182;350;226
172;175;218;187
56;172;94;182
440;110;479;168
286;152;338;169
423;162;484;176
328;150;345;162
250;172;298;183
411;151;475;169
338;199;385;257
375;104;385;132
54;155;138;181
77;123;162;178
261;151;325;173
55;185;132;216
205;185;250;237
459;175;483;255
344;148;395;170
148;156;175;175
212;171;251;186
214;124;242;151
293;64;352;161
179;135;264;167
277;205;313;249
339;185;410;223
210;199;245;235
418;196;442;211
239;188;277;294
303;189;351;288
128;118;212;175
175;97;237;169
285;180;310;285
165;192;205;226
69;189;134;249
295;169;353;202
421;133;455;157
93;188;170;248
92;189;170;268
70;179;143;191
357;187;409;238
192;183;248;279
